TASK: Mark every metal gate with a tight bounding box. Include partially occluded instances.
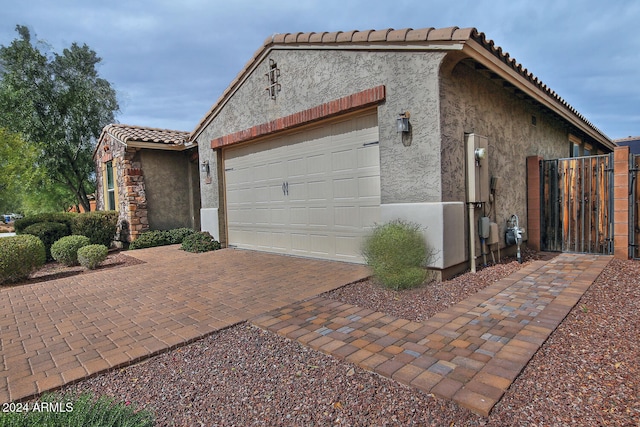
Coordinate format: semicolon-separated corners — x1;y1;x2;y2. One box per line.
630;154;640;259
541;154;614;254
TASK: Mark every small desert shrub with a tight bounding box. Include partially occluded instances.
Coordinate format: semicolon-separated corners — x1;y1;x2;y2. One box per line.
362;219;432;290
0;234;46;284
166;227;196;244
77;244;109;270
180;231;221;253
72;211;118;247
51;235;91;266
0;391;154;426
128;230;171;250
22;221;70;261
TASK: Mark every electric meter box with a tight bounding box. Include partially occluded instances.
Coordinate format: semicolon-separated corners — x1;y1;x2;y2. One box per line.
464;133;490;203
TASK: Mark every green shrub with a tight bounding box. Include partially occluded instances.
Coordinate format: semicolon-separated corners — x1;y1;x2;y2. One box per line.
0;234;46;284
166;227;196;244
362;219;431;290
180;231;221;253
72;211;118;247
77;244;109;270
129;230;171;250
0;391;154;426
51;235;91;266
14;212;77;235
22;221;70;261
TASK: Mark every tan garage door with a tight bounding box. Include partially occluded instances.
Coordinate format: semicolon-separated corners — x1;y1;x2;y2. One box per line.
224;112;380;262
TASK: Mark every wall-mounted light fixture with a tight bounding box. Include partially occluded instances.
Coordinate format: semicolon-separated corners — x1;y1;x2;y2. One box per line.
200;160;210;175
397;111;411;133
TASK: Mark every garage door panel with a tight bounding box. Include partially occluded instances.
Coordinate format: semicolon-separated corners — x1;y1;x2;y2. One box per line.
359;206;380;229
225;112;379;262
358;176;381;198
334;206;358;228
333;178;357;199
308;207;329;227
335;236;360;259
332;149;356;172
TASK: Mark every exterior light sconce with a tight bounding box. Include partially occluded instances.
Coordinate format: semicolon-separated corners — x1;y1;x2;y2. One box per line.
200;160;210;174
397;111;411;133
201;160;212;184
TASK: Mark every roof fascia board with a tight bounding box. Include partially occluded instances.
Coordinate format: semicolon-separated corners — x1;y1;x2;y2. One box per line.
191;43;462;141
126;141;187;151
462;39;613;149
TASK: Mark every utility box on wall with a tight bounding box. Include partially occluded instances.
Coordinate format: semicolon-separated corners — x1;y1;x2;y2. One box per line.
465;133;490;203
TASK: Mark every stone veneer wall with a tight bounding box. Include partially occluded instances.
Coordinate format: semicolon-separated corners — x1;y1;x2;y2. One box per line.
94;135;149;242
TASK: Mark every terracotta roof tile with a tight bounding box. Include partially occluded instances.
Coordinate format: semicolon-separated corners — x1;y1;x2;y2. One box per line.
322;31;342;43
104;124;190;146
191;26;610;145
351;29;374;43
284;32;301;43
428;26;459;41
336;30;357;42
387;28;412;42
369;28;392;42
309;32;325;43
297;32;314;43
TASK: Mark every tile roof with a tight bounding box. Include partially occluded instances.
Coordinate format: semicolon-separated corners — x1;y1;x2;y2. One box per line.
191;26;611;148
104;123;190;146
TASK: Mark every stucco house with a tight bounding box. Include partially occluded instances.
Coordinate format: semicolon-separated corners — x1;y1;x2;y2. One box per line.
94;124;201;243
614;136;640;154
190;26;614;277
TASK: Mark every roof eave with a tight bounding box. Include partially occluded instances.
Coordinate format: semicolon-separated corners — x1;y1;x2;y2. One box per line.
461;40;614;150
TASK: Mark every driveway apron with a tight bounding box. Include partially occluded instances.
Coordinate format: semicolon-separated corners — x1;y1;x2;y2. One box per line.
0;247;369;404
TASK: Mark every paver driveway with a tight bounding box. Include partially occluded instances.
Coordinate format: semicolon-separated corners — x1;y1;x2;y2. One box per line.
0;246;369;404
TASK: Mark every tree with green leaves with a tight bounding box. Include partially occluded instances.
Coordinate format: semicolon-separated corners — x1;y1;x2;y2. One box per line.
0;25;119;212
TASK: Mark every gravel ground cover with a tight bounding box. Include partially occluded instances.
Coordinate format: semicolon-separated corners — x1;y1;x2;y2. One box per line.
53;253;639;426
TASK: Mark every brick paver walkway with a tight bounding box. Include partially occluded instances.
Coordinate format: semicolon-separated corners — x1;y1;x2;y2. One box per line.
0;247;369;404
252;253;611;416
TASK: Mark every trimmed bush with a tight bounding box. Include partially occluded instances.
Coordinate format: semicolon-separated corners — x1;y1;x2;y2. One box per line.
129;230;171;250
0;234;46;284
181;231;221;253
77;244;109;270
22;221;70;261
72;211;118;247
362;219;432;290
0;391;154;426
14;212;77;235
166;227;196;244
51;235;91;266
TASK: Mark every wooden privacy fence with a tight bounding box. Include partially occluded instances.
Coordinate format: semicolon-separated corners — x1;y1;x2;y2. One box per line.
540;154;614;254
528;147;635;259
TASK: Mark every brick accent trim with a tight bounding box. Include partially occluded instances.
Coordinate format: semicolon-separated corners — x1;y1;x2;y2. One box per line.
526;156;543;251
613;146;630;259
211;85;386;149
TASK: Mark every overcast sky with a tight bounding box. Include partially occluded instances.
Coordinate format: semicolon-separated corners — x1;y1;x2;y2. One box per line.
1;0;638;140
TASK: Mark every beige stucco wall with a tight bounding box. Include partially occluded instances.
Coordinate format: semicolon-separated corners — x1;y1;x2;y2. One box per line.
196;49;449;214
140;149;200;231
438;58;590;256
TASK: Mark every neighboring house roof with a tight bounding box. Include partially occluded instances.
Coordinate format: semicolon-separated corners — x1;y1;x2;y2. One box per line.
101;123;191;149
191;26;613;150
614;136;640;154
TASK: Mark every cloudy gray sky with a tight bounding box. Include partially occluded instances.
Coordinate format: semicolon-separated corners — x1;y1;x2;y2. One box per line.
1;0;638;139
